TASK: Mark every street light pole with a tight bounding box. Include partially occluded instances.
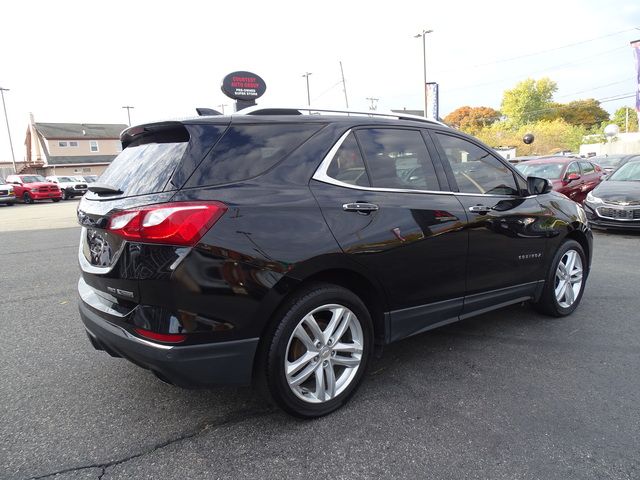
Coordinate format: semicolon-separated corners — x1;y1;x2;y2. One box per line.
302;72;312;106
122;105;134;126
414;29;433;118
0;87;17;173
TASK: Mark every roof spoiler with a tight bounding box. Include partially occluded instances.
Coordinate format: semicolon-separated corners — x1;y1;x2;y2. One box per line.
195;108;223;116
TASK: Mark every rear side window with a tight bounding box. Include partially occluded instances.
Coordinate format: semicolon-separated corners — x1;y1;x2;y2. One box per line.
579;161;595;174
188;124;323;187
326;134;370;187
356;128;439;191
98;126;190;196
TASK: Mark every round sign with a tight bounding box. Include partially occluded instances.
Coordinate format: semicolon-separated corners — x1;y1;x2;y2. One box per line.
221;71;266;101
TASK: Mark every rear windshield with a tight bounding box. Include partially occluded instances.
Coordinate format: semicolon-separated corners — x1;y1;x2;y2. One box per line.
98;127;189;196
186;123;323;187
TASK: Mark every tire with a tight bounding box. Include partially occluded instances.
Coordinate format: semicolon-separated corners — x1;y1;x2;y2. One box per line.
258;283;374;418
61;189;68;200
533;239;587;317
52;198;60;203
6;202;14;206
23;193;33;204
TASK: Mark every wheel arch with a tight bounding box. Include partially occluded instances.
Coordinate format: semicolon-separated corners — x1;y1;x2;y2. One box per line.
564;224;591;272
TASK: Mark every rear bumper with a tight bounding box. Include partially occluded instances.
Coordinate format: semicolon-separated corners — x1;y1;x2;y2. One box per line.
79;300;259;388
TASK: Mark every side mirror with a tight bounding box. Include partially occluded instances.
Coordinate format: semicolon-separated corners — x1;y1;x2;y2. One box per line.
565;172;581;183
527;176;553;195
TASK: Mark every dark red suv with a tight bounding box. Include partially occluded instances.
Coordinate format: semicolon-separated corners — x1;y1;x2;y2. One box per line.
516;157;604;203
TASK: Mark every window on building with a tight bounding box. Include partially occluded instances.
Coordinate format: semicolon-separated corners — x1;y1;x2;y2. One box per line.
90;141;99;152
69;141;78;147
58;141;68;147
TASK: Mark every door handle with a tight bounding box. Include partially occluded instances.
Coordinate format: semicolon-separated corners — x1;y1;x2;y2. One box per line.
468;205;493;214
343;202;379;214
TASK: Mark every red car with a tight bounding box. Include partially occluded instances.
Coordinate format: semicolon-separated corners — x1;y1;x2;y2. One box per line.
5;174;62;204
516;157;604;203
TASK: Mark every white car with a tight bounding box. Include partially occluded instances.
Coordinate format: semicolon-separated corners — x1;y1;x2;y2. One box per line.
0;177;16;205
45;175;88;200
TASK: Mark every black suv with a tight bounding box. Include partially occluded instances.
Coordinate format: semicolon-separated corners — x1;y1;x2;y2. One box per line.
77;108;592;417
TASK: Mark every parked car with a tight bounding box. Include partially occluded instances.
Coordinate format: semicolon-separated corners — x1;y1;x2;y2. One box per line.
584;157;640;230
0;177;16;205
589;154;640;175
5;174;61;203
45;175;88;200
77;107;592;417
79;175;99;183
516;157;604;203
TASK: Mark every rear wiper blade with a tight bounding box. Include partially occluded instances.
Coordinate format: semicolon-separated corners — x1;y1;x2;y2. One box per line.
88;183;123;194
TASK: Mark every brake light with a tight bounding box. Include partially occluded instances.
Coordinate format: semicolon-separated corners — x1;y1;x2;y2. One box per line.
134;328;187;344
108;202;227;246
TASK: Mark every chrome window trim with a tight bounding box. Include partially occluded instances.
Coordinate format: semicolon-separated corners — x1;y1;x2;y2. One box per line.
311;129;532;199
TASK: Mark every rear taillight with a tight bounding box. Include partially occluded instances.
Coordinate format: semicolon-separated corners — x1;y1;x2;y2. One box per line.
134;327;187;344
108;202;227;246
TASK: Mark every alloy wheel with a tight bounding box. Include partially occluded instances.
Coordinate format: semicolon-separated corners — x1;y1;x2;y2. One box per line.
284;304;364;404
554;249;583;308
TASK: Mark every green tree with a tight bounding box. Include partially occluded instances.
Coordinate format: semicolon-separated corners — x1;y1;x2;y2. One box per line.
475;119;585;155
501;78;558;127
545;99;610;129
611;106;639;132
444;106;501;133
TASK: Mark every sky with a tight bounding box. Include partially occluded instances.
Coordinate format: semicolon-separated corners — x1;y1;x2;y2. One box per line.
1;0;639;162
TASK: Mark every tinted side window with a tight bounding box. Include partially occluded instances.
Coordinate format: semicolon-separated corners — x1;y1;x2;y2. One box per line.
434;133;518;195
579;161;594;174
355;128;439;191
326;133;370;187
189;124;323;187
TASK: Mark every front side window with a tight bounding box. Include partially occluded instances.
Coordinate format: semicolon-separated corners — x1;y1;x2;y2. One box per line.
565;162;580;177
325;133;370;187
434;133;518;195
355;128;439;191
90;141;99;152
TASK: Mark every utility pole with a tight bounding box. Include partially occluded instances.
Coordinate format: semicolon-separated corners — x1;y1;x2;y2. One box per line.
414;29;433;118
0;87;17;173
122;105;134;126
339;61;349;109
217;104;228;114
302;72;312;106
366;97;379;111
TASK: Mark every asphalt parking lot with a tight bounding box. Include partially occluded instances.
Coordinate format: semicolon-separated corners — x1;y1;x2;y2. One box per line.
1;208;639;479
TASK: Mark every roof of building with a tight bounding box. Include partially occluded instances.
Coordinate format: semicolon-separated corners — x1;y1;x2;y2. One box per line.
35;123;128;139
47;155;117;166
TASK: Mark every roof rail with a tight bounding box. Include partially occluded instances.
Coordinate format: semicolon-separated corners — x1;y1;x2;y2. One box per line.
234;105;448;127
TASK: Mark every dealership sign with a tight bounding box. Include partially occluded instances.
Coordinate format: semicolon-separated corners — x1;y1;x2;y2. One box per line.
221;71;266;101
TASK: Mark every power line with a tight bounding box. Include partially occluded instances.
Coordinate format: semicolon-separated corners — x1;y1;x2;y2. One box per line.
446;45;628;93
555;79;631;99
439;26;638;72
511;92;635;117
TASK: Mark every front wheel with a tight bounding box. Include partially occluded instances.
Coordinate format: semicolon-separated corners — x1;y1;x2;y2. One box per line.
61;189;68;200
533;239;587;317
260;283;373;418
52;198;60;203
23;193;33;204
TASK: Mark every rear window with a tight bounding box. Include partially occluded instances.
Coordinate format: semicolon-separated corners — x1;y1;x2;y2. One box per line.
98;127;189;196
186;124;323;187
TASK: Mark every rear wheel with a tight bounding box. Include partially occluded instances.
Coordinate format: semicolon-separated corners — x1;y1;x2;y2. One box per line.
259;283;373;418
23;193;33;204
533;239;586;317
61;189;68;200
52;198;60;203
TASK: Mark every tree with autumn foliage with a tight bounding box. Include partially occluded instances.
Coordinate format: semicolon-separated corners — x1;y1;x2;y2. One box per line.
443;106;502;133
611;106;639;132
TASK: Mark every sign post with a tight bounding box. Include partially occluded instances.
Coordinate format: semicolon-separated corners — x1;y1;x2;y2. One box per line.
221;71;267;111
